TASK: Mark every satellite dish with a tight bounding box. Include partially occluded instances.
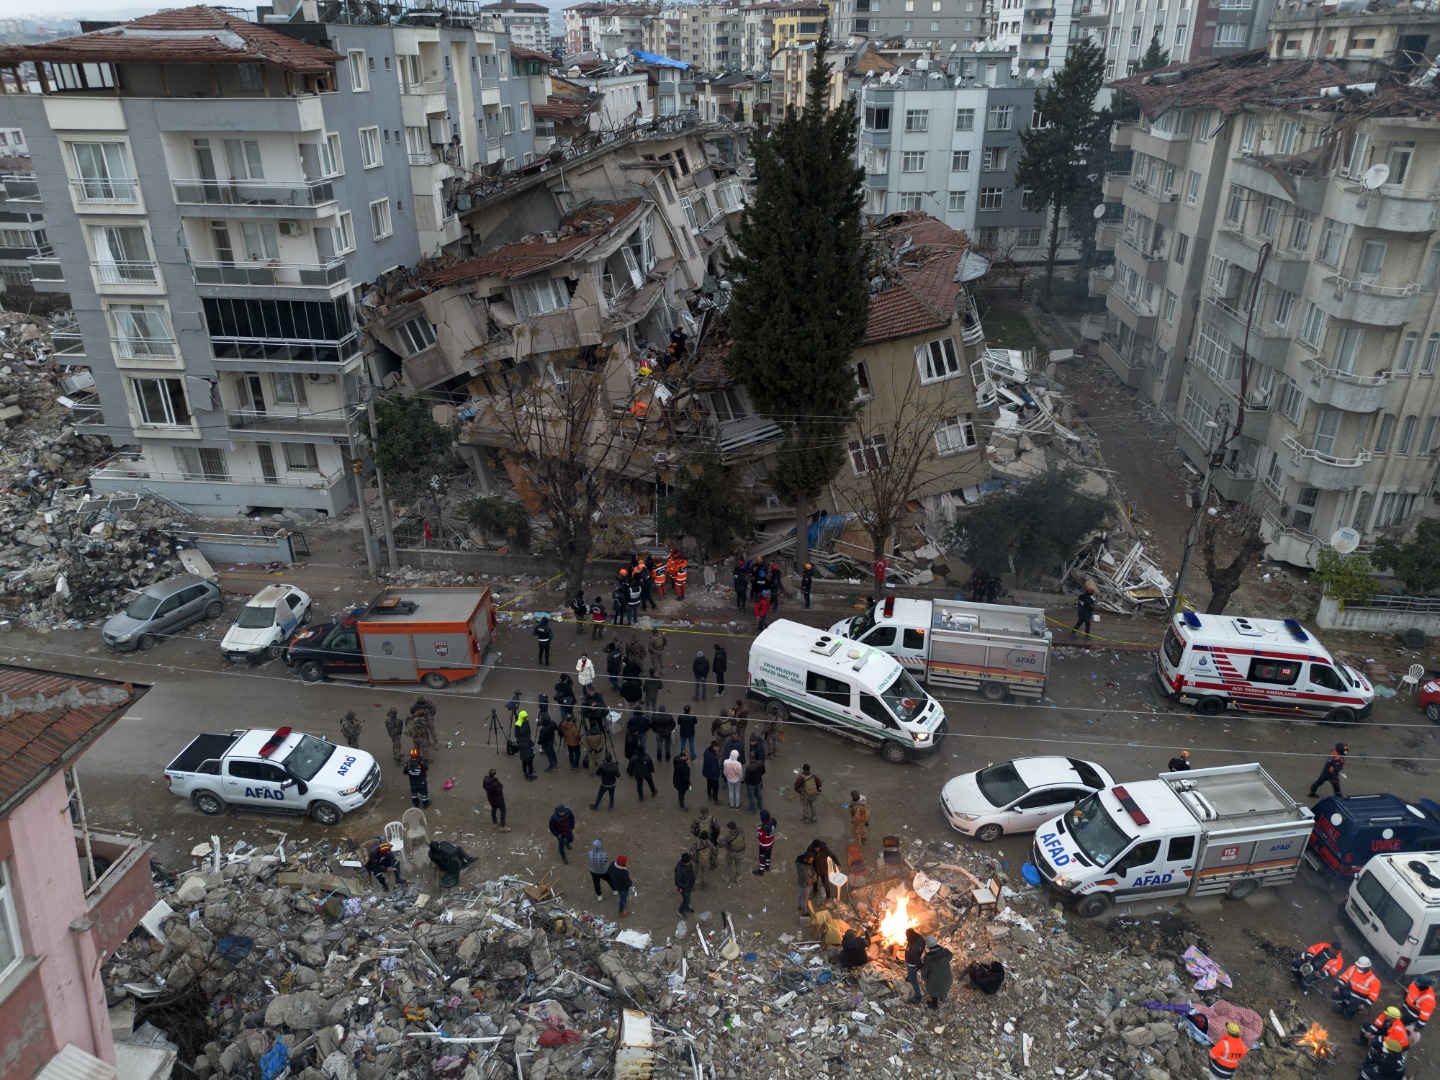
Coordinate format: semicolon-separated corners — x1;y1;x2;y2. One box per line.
1092;203;1106;220
1331;527;1361;554
1362;163;1391;190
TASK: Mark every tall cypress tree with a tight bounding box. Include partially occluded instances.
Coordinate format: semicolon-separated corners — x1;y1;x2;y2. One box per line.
725;21;869;570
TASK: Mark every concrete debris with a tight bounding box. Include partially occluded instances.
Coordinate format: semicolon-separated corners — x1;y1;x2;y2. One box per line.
102;832;1336;1080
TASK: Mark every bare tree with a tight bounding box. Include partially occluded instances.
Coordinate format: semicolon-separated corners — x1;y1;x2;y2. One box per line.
835;366;978;594
470;349;654;591
1200;497;1272;614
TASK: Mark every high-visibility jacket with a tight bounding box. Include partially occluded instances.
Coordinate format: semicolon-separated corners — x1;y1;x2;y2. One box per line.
1339;965;1382;1004
1303;942;1344;979
673;557;688;584
1208;1034;1247;1072
1404;981;1436;1027
652;561;667;587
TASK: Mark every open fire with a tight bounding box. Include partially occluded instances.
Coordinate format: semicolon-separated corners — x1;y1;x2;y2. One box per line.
1292;1022;1332;1060
877;893;920;949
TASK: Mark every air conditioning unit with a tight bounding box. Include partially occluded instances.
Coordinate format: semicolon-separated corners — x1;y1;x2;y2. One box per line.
306;373;335;383
278;220;307;236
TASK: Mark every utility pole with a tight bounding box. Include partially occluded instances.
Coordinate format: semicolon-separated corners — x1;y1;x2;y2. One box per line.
365;387;399;573
1170;401;1231;616
349;450;377;577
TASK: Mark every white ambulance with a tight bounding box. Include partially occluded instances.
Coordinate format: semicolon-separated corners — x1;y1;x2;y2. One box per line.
1156;611;1372;724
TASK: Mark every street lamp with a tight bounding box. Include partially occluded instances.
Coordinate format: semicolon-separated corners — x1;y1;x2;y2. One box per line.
1170;402;1231;617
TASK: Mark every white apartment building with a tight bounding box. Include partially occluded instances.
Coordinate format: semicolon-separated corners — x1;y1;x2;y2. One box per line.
480;1;553;52
982;0;1073;73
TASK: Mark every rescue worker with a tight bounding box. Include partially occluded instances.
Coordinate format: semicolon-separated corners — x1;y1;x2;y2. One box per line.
366;841;404;892
626;575;642;625
1309;742;1350;799
719;819;745;883
801;563;814;608
690;804;720;887
1401;974;1435;1040
1360;1006;1410;1053
754;590;771;633
1207;1021;1248;1079
647;628;667;675
794;763;822;824
850;790;870;846
638;559;656;611
339;710;363;748
672;549;689;600
1167;750;1192;772
653;554;668;598
1335;955;1383;1018
1292;940;1345;992
732;560;748;612
1361;1037;1409;1080
404;748;430;809
384;707;405;765
753;808;777;874
590;595;608;639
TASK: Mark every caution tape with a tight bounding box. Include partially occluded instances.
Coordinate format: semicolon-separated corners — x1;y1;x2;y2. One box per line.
1042;612;1163;650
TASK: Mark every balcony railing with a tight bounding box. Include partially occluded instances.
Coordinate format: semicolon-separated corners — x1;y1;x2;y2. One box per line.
70;177;139;204
1282;431;1372;468
1325;274;1420;300
401;77;447;95
92;260;158;285
0;173;40;201
211;333;362;366
225;407;362;438
192;258;347;289
72;400;105;427
92;450;342;489
111;336;179;360
171;178;337;208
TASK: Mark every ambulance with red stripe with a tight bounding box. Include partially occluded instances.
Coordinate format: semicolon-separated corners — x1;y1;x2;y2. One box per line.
1030;763;1314;918
1157;612;1372;724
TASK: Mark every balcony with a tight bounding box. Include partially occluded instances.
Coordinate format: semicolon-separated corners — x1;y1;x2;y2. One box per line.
91;260;159;287
1239;406;1273;442
152;94;326;135
170;178;338;219
1125;177;1180;224
1075;0;1109;21
1203;296;1292;371
1110;288;1158;335
225;406;362;442
0;172;40;202
111;336;178;361
68;176;141;209
1098;334;1146;388
210;333;362;373
402;80;449;128
1102;171;1126;201
1282;432;1373;490
27;254;64;282
192;258;348;296
1213;227;1310;294
1025;6;1056;17
1227;154;1324;208
88;451;351;512
1110;121;1135;150
1088;264;1114;297
1300;355;1394;413
74;828;154;957
1021;32;1053;43
1334;183;1439;234
1317;274;1420;328
73;400;105;428
1095;220;1119;251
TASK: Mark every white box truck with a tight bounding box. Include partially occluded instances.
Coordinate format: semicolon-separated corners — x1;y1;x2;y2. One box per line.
1030;763;1314;917
829;596;1051;701
1342;853;1440;979
748;619;948;763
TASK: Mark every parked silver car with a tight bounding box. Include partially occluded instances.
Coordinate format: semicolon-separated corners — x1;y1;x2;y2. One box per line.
102;574;224;652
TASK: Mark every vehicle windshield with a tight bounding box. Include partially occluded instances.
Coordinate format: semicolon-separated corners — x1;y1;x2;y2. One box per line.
234;605;276;629
283;734;337;782
1069;758;1107;789
878;667;930;724
1066;793;1133;867
975;762;1028;808
847;605;877;638
1162;625;1184;668
124;594;163;619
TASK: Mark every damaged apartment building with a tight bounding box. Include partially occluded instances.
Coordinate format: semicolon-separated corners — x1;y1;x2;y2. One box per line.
1092;1;1440;566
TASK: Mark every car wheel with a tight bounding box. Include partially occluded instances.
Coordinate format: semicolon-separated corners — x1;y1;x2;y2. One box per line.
193;791;226;816
301;607;312;625
1426;702;1440;724
1077;894;1112;919
975;823;1003;842
1323;707;1358;726
204;600;224;620
880;740;909;765
1195;696;1225;716
422;671;448;690
309;801;342;826
299;662;325;683
980;682;1008;703
1226;877;1260;900
266;645;283;662
137;633;157;651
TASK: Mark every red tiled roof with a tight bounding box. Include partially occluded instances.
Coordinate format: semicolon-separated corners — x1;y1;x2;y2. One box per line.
1110;53;1351;121
0;6;343;75
425;198;647;284
0;666;146;820
512;45;557;63
864;212;973;344
535;93;599;120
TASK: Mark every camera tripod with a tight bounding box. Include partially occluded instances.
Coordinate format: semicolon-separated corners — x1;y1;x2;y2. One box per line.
485;708;503;755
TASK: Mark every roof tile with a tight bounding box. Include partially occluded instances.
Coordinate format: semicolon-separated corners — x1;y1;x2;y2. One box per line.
864;213;972;344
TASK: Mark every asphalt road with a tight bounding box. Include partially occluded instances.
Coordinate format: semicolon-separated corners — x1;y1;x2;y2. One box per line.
18;601;1440;1069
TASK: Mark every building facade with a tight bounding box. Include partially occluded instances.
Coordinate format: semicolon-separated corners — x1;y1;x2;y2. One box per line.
0;4;539;517
831;0;990;56
1076;0;1277;82
480;1;553;52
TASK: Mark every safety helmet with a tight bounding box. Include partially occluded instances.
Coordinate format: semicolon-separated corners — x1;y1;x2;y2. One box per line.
619;568;628;576
409;748;420;758
1336;742;1350;754
1417;975;1434;989
1179;751;1190;760
1357;956;1373;970
1225;1022;1241;1036
1386;1005;1402;1019
1384;1039;1403;1052
804;563;812;570
378;843;392;853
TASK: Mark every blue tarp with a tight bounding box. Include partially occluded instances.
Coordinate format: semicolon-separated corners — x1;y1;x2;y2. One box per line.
632;50;690;70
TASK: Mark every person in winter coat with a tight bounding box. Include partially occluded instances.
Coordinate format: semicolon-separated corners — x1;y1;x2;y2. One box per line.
554;674;577;723
559;715;583;770
1309;742;1350;799
537;709;559;772
629;748;658;801
850;790;870;846
576;653;596;692
733;562;749;612
754;591;771;633
571;589;588;635
748;731;765;764
921;936;955;1008
743;754;766;813
672;752;692;809
678;706;698;759
483;769;509;830
703;740;723;803
721;730;746;768
692;651;710;701
608;854;634;916
590;596;608;639
650;706;676;762
366;842;404;891
801;564;814;608
404;749;430;809
904;927;926;1003
719;820;746;883
723;749;744;808
611;586;625;626
647;629;667;674
794;764;823;823
712;644;728;693
548;804;576;863
1072;588;1096;638
626;706;651;757
534;617;553;666
586;838;611;899
643;668;662;713
674;852;697;915
517;729;537;780
754;809;777;874
606;643;623;692
384;707;405;765
592;753;621;810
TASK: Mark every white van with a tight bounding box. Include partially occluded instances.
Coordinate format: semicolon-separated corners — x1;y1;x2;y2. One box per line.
1343;852;1440;978
1157;611;1372;724
748;620;947;763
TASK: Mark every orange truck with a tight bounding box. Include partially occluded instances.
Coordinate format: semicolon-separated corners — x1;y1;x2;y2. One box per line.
285;587;496;689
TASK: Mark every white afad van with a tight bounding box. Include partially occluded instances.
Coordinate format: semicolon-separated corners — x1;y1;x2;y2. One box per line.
1343;853;1440;978
748;620;947;763
1157;611;1372;724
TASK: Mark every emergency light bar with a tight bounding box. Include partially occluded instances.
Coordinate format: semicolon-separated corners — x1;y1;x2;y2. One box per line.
1283;618;1310;642
883;597;895;617
1182;611;1202;629
1112;785;1151;825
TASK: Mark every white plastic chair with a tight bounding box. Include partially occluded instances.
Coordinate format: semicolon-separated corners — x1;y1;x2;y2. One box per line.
402;807;429;851
1402;663;1425;696
383;821;407;865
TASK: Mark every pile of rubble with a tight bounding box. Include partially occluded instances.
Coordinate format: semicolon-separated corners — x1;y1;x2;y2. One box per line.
103;831;1341;1080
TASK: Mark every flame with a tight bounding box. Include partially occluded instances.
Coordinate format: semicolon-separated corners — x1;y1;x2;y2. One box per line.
877;893;919;949
1295;1022;1331;1058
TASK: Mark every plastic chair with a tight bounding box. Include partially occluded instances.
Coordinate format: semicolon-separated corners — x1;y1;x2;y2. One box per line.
402;807;429;850
383;821;406;865
1402;663;1425;696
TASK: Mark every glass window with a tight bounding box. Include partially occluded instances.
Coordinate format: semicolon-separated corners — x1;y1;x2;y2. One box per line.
1273;289;1296;329
348;50;368;91
1248;658;1300;685
897;193;923;211
1398;331;1419;374
916;337;961;381
174;447;228;481
110;304;173;358
1185;170;1200;205
978;187;1004;211
223;138;263;179
951;149;970;171
901;151;926;172
333;211;355;254
320;133;343;176
1422;416;1439;453
1318;217;1346;265
1277;120;1300;155
283;443;319;470
1259;197;1281;238
1334;327;1363;374
848;435;889;475
69;141;135;201
955;107;975;131
854;361;873;401
806;670;852;706
1224;184;1245;224
1387;141;1415;185
396;316;436;355
864;106;891;130
1375;413;1396;453
1399;415;1418;454
1299;301;1326;347
359;127;382;168
904;109;929;132
131;377;191;426
1163;290;1178;322
948;190;966;212
1345;131;1370;177
987;104;1012;130
0;861;20;981
1425;333;1440;375
369;199;392;239
935;414;977;454
271;372;307;406
981;146;1007;170
1174;233;1188;264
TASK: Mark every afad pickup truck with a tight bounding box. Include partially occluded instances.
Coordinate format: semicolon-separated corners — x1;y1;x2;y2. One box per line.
164;726;380;826
285;587;495;689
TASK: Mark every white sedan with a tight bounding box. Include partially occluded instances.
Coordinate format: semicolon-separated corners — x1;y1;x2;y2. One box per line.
940;756;1115;842
220;584;312;664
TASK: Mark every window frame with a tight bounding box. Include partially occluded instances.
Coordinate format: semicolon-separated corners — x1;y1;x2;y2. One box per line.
935;413;977;455
0;860;20;983
369;198;392;240
359;126;382;169
978;187;1004;212
904;108;930;132
348;50;369;92
130;375;192;428
848;434;890;476
915;336;962;383
395;316;436;355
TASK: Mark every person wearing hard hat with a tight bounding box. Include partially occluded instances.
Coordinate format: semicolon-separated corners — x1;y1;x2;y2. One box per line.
1334;955;1382;1017
365;841;404;892
1360;1004;1411;1052
1401;973;1435;1040
801;563;814;608
1207;1021;1248;1078
1167;750;1192;772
